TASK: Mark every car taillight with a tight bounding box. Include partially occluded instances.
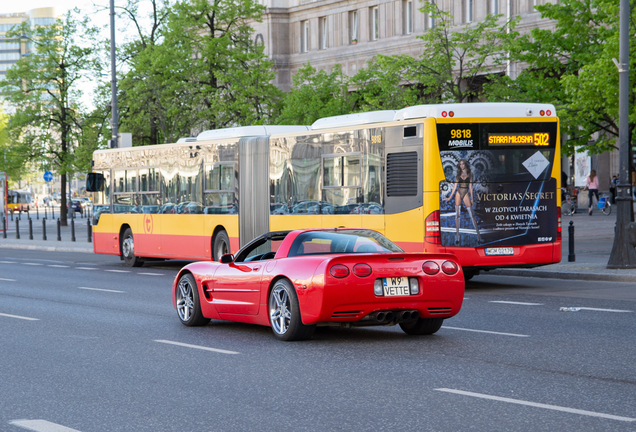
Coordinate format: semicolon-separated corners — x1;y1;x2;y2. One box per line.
425;210;441;244
442;261;459;275
330;264;349;278
352;263;372;277
557;208;562;240
422;261;440;275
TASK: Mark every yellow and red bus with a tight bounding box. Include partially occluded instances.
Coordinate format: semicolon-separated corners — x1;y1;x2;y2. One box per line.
88;103;561;278
7;190;32;214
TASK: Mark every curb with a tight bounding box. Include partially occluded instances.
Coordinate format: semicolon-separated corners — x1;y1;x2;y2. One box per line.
0;244;94;253
487;268;636;283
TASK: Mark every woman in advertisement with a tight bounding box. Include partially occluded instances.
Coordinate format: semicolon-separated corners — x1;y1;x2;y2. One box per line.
444;159;481;244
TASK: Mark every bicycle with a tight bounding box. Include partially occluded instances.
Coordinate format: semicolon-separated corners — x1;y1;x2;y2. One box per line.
597;193;611;215
561;191;577;216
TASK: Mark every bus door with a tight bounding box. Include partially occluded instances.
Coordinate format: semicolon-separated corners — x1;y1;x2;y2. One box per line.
239;137;270;247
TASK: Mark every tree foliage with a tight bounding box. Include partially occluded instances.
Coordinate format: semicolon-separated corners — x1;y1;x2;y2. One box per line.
485;0;635;155
0;10;101;222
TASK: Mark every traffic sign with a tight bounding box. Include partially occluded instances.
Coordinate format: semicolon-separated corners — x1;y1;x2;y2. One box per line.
43;171;53;182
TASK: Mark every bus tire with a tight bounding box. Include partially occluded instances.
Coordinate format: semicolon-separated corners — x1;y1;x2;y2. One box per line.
213;230;230;261
121;228;144;267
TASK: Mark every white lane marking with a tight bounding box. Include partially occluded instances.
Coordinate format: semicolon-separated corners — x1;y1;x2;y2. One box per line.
47;265;70;268
75;267;97;270
10;419;82;431
0;312;39;321
23;263;43;266
78;287;125;293
563;307;633;313
435;389;636;422
442;326;529;338
489;301;544;306
0;261;17;264
105;270;130;273
139;272;165;276
0;278;17;281
154;339;239;355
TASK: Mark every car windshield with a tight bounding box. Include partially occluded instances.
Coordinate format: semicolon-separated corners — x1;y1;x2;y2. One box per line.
288;230;403;257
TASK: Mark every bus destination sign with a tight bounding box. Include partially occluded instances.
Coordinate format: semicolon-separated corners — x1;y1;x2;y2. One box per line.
488;132;550;147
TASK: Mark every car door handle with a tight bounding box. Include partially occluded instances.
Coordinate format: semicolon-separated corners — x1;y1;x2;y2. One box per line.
252;266;260;271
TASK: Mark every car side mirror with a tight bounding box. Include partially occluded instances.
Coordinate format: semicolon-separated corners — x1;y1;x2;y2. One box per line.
219;254;234;264
86;173;104;192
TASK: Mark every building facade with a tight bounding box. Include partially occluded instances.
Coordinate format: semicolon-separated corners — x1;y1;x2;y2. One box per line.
0;8;57;87
253;0;559;92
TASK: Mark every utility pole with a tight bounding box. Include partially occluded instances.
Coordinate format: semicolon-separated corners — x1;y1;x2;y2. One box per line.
109;0;118;149
607;0;636;268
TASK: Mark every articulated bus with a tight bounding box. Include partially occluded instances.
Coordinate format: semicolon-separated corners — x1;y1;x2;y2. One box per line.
88;103;561;278
7;190;32;214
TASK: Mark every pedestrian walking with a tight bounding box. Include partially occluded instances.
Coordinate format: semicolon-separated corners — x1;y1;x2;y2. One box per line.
610;175;618;204
586;169;599;215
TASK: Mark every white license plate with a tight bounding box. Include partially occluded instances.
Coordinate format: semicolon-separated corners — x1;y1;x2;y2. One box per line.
485;247;514;256
383;277;411;296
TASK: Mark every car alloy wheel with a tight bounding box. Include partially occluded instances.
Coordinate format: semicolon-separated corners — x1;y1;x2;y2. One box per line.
269;285;292;335
176;273;210;327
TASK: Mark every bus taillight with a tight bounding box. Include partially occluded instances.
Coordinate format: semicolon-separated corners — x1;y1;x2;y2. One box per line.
425;211;441;244
557;208;562;240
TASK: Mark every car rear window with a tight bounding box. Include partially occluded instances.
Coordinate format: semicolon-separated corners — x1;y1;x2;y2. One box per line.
288;230;403;257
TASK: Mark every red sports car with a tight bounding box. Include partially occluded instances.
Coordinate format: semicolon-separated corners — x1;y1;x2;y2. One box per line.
173;228;465;341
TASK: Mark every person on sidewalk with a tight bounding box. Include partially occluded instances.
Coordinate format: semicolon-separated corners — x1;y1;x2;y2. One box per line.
586;169;599;215
610;175;618;204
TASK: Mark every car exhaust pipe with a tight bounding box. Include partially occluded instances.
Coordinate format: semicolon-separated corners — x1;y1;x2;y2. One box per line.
411;310;419;320
376;312;386;322
397;310;419;322
384;312;395;322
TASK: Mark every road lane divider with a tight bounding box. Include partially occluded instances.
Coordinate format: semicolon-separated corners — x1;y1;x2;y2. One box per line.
47;265;70;268
138;272;165;276
489;301;544;306
559;307;632;313
435;388;636;422
154;339;239;355
10;419;82;431
442;326;529;337
0;312;39;321
105;270;130;273
0;278;17;281
75;267;97;270
22;263;43;266
78;287;125;293
0;261;17;264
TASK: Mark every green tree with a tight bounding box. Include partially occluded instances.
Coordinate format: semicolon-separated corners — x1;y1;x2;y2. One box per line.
278;64;353;125
484;0;634;155
0;10;101;224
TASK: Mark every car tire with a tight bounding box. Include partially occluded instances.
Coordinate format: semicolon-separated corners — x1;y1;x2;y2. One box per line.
213;230;230;261
268;279;315;341
121;228;144;267
399;317;444;335
176;273;210;326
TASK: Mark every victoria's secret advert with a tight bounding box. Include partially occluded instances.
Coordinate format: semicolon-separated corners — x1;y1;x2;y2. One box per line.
437;122;558;248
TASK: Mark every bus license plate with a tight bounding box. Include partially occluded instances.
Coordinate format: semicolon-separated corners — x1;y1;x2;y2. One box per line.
383;277;410;296
485;247;514;256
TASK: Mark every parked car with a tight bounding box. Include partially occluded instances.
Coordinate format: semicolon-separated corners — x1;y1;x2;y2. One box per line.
67;199;83;214
79;197;92;208
173;228;464;341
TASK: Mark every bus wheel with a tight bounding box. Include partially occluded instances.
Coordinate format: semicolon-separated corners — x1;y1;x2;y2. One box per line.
121;228;144;267
213;230;230;261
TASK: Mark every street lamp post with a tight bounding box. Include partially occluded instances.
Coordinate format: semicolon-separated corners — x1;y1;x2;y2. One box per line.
607;0;636;268
109;0;118;149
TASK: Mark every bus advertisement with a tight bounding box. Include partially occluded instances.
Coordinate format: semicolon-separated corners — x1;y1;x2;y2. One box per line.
87;103;561;278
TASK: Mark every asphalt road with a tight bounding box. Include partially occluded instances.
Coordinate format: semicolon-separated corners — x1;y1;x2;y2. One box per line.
1;249;635;432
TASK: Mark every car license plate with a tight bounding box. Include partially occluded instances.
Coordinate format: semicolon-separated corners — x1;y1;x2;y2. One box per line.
383;277;410;296
485;247;514;256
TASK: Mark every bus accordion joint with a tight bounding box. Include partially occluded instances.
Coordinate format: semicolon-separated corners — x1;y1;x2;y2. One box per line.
425;210;441;245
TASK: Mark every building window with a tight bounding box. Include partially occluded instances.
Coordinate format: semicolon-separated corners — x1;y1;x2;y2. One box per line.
492;0;499;14
300;20;309;53
349;11;359;44
465;0;473;22
319;17;328;49
428;0;436;29
403;0;413;34
370;6;379;41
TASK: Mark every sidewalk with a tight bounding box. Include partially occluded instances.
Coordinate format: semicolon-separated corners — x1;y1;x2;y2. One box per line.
1;208;635;282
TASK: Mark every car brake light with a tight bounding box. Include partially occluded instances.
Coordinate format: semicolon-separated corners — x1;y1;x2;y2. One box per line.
330;264;349;278
557;208;562;240
353;263;372;277
441;261;458;275
422;261;440;275
425;211;441;244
